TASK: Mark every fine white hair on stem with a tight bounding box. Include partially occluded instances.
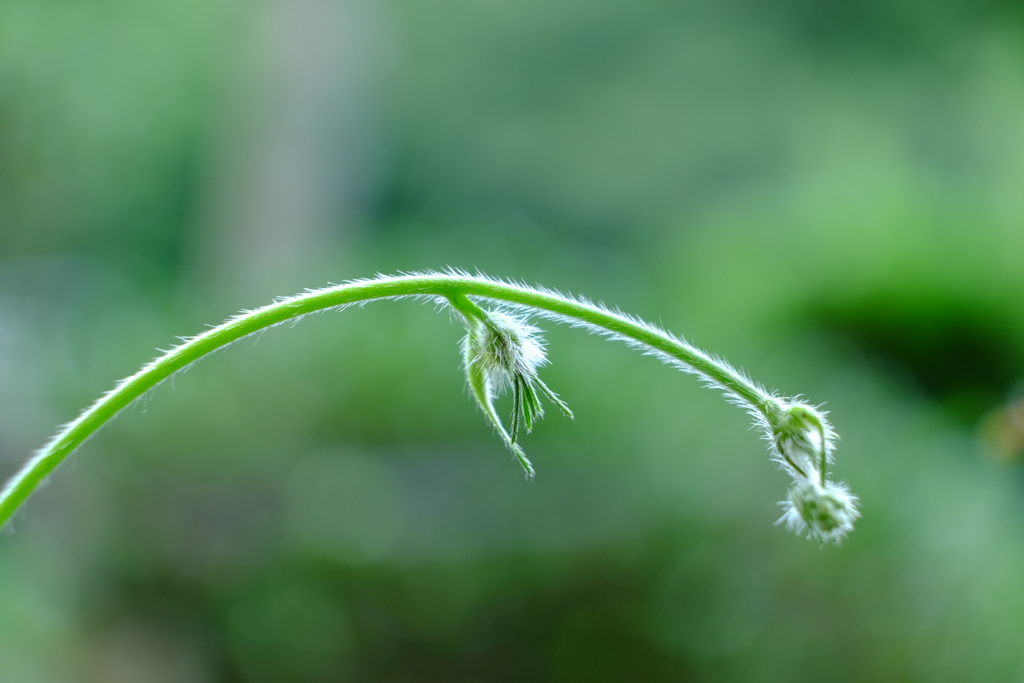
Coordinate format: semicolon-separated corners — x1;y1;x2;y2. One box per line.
1;271;858;545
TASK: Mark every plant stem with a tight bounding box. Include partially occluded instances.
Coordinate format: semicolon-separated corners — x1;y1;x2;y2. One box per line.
0;273;777;528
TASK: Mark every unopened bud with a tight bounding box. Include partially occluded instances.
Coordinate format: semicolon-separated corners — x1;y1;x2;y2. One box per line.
767;401;833;481
778;479;860;545
460;307;572;476
465;311;548;389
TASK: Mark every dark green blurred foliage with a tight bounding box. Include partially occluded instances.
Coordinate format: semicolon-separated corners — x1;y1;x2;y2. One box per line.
3;0;1024;680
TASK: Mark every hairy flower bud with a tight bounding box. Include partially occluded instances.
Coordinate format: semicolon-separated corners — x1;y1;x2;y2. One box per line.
458;306;572;476
778;479;860;545
466;311;548;390
767;401;834;481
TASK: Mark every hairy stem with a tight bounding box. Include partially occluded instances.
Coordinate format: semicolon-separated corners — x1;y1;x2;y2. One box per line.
1;273;778;529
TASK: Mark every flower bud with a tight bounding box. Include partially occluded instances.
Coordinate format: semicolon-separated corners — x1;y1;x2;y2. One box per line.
460;308;572;476
767;401;833;481
778;479;860;545
465;311;548;389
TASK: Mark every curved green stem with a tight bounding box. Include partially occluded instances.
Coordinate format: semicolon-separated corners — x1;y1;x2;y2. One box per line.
0;273;778;528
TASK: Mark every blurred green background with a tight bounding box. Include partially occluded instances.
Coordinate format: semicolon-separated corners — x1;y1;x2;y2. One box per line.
3;0;1024;680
